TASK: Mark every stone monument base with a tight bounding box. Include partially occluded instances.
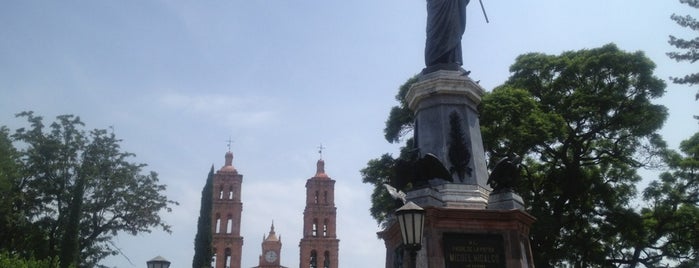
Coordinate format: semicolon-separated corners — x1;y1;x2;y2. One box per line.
488;191;526;211
406;70;489;186
380;207;535;268
407;183;490;209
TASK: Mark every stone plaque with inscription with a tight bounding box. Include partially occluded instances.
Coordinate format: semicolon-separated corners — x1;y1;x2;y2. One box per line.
443;233;506;268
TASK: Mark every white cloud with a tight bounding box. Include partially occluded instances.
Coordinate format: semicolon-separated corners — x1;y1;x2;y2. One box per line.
158;92;280;128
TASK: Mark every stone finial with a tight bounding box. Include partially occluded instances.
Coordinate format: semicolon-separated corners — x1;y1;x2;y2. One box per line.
225;151;233;165
315;159;328;178
220;151;237;173
266;221;279;241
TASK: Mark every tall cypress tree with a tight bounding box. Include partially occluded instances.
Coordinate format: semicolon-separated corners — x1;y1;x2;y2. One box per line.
192;166;214;268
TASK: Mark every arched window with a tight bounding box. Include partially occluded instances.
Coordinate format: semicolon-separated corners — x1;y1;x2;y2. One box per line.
310;250;317;268
226;215;233;234
215;214;221;233
323;251;330;268
228;186;234;200
314;191;319;204
219;186;224;200
323;219;328;237
211;250;217;268
324;191;328;203
225;248;232;268
312;219;318;237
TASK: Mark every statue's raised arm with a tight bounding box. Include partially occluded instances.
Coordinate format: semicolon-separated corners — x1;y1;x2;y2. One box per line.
424;0;470;74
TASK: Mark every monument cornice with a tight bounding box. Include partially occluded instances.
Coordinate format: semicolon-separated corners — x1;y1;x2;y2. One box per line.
406;70;486;111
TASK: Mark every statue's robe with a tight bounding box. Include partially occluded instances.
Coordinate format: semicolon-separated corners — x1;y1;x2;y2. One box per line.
425;0;470;70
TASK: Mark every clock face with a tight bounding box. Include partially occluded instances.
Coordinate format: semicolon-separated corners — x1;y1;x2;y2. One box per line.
264;250;277;263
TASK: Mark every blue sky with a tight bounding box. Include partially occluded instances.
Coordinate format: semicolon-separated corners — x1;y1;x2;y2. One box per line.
1;1;697;267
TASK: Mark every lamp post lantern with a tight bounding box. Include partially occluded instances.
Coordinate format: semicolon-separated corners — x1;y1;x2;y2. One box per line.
395;201;425;268
146;256;171;268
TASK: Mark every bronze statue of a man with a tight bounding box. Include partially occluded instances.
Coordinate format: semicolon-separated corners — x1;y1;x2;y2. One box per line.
424;0;470;74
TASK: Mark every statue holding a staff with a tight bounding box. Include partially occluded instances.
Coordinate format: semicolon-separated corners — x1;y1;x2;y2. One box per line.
423;0;488;74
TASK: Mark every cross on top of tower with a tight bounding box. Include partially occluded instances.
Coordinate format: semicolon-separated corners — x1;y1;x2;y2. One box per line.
315;147;328;179
317;143;325;160
221;137;237;173
226;137;234;152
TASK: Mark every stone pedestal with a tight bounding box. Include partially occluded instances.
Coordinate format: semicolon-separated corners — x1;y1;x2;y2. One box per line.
380;70;536;267
408;183;490;209
406;70;488;187
380;207;536;268
488;191;526;211
403;70;492;209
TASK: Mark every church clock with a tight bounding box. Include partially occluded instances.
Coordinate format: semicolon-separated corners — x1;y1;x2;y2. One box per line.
264;250;277;263
254;223;284;268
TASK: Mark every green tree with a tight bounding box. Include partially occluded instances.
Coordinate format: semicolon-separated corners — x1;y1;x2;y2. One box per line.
383;76;418;143
668;0;699;122
602;133;699;268
624;133;699;267
360;77;418;226
0;127;50;258
361;141;418;226
58;165;85;268
192;166;214;268
0;112;178;267
667;0;699;88
0;128;20;244
0;252;62;268
481;44;668;267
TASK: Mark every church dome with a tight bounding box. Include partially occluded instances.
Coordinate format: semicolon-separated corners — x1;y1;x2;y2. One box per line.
315;159;329;179
219;151;238;173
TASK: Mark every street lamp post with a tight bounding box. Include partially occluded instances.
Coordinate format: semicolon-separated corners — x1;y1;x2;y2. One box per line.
146;256;171;268
395;201;426;268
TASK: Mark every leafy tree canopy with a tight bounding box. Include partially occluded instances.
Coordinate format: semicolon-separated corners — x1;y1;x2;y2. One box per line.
667;0;699;88
482;43;668;267
629;132;699;267
361;77;419;226
0;252;63;268
0;112;178;268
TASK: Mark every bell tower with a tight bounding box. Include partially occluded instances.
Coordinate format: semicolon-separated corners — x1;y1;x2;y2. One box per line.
211;151;244;268
299;158;340;268
254;223;284;268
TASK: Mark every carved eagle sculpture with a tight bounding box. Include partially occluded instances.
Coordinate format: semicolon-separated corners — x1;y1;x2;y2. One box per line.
487;155;522;193
393;153;452;190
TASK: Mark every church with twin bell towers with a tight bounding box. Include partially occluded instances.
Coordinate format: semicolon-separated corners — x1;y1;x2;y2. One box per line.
203;148;339;268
